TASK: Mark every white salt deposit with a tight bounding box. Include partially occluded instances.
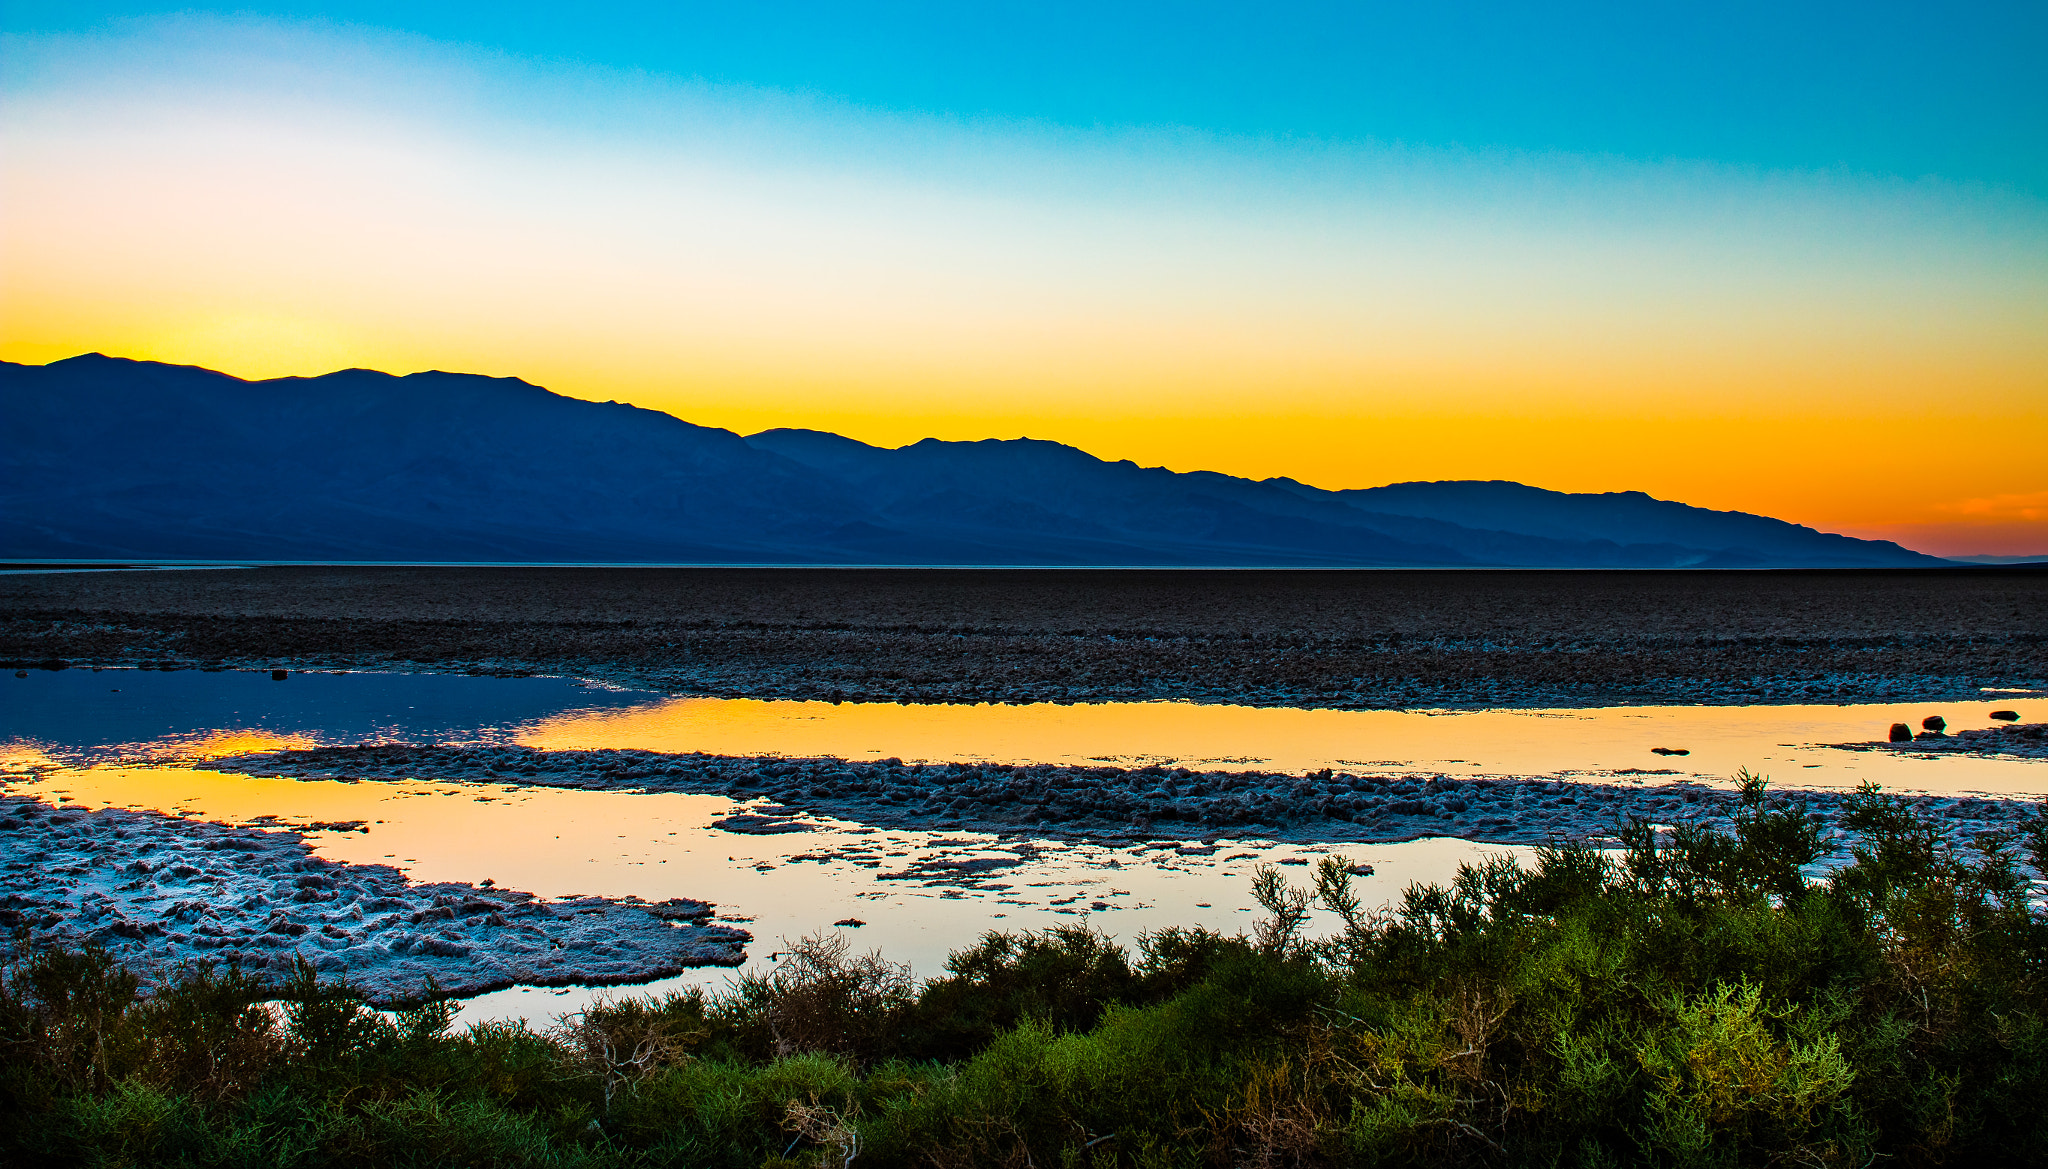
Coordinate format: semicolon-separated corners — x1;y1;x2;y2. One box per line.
0;794;747;1005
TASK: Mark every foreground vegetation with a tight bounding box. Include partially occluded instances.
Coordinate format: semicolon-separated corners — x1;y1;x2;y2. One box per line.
7;776;2048;1167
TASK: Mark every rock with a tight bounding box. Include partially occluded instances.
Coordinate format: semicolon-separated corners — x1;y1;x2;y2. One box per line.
1889;723;1913;742
648;898;714;921
1990;710;2020;721
1921;715;1947;734
710;814;812;835
832;918;865;927
271;669;288;681
1651;747;1690;756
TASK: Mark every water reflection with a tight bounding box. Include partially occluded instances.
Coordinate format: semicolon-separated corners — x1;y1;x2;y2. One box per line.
0;666;646;764
520;694;2047;796
8;669;2041;796
0;757;1513;1024
7;667;2042;1023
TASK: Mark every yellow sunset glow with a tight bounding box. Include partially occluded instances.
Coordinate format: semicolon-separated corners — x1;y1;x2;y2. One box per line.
4;18;2044;554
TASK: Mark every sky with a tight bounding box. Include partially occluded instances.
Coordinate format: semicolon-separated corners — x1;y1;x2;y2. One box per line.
3;3;2044;556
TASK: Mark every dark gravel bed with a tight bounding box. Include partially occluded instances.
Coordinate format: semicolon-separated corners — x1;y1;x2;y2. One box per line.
3;565;2043;708
203;744;2045;854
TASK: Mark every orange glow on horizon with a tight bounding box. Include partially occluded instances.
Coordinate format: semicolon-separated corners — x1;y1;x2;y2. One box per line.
4;334;2043;556
4;19;2044;559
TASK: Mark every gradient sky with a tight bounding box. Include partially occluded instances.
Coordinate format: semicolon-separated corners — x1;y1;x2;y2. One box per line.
4;3;2045;555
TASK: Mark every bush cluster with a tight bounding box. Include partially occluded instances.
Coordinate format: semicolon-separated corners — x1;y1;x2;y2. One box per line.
5;775;2047;1167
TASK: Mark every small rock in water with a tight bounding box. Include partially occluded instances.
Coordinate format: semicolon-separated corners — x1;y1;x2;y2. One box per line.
833;918;866;927
1990;710;2020;722
1650;747;1690;756
271;669;288;681
1347;863;1375;876
711;814;812;835
1922;715;1947;734
649;898;715;920
1889;723;1914;742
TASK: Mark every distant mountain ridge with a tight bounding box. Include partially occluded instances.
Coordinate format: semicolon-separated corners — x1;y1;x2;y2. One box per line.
1312;480;1915;568
1;355;1946;568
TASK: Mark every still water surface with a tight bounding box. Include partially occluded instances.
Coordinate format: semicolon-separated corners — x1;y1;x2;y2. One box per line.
4;668;2040;1021
8;666;2041;791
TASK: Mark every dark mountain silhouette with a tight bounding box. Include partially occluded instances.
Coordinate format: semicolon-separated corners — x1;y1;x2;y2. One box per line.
2;355;1944;567
2;355;880;562
1313;479;1921;568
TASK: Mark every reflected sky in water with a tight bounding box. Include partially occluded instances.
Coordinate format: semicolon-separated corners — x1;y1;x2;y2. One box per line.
0;666;647;763
521;693;2048;796
6;667;2042;794
4;667;2042;1022
0;753;1514;1023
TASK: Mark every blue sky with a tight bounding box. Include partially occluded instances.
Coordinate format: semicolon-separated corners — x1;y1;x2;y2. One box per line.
8;1;2044;193
4;3;2044;553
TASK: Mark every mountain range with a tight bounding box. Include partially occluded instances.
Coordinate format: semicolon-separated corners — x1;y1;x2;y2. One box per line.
1;355;1946;568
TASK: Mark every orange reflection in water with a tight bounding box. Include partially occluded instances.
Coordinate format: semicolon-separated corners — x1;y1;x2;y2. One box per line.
1;760;1518;1018
6;729;320;767
0;742;62;771
156;729;321;761
519;697;2048;795
6;763;742;901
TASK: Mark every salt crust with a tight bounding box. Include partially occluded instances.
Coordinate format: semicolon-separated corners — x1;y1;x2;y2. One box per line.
0;795;747;1006
206;744;2043;854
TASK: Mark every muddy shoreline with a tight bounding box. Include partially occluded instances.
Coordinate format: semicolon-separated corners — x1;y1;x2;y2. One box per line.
4;565;2043;709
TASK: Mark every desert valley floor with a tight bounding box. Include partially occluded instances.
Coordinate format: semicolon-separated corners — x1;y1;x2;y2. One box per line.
3;566;2043;1017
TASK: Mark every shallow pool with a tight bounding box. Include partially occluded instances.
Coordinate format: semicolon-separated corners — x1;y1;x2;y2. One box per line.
5;666;2041;1023
8;666;2042;794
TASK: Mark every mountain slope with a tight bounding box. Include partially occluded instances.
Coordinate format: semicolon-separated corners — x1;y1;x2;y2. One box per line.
1;355;1945;567
1315;479;1925;568
746;430;1942;569
1;355;874;561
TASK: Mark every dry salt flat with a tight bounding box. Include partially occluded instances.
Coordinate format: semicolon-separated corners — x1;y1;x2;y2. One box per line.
0;794;747;1005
